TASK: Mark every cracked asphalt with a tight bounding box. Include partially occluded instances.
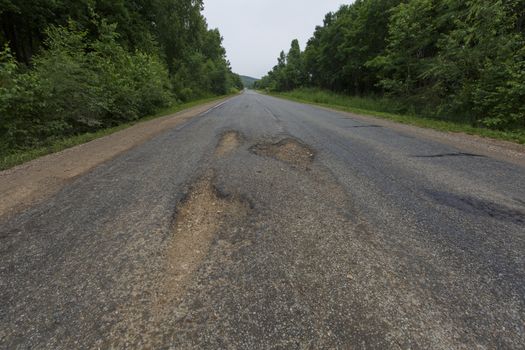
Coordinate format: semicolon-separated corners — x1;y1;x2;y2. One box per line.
1;91;524;349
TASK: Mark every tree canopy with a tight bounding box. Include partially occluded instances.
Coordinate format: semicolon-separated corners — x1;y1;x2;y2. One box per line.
0;0;242;152
257;0;525;130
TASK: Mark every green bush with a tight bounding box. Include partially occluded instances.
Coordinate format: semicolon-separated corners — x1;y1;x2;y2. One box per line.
0;45;58;151
260;0;525;133
283;88;410;115
0;20;173;152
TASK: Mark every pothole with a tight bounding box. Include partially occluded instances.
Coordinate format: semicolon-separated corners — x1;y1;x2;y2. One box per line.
215;131;241;156
250;138;315;168
163;173;249;300
109;173;250;347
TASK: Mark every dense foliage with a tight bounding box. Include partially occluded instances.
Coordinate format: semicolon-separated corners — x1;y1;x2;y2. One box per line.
257;0;525;130
0;0;242;152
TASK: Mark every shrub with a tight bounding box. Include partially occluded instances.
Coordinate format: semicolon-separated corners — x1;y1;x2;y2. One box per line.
0;20;173;152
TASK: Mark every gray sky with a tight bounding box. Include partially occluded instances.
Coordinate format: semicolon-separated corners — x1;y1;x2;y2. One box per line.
203;0;348;78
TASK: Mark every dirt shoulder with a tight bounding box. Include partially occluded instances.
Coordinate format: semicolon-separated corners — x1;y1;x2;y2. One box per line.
0;97;232;220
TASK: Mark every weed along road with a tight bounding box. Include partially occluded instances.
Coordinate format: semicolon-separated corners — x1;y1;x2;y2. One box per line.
1;91;524;349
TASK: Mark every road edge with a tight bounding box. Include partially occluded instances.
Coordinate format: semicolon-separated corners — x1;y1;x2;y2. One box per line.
264;92;525;167
0;94;237;221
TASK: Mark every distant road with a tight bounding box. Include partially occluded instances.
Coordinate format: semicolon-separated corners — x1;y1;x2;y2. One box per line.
1;91;524;348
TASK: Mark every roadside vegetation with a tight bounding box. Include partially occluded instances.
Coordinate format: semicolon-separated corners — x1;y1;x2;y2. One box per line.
256;0;525;141
273;89;525;144
0;0;243;164
0;95;231;171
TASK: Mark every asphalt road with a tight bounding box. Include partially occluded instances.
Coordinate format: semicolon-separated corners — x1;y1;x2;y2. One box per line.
1;91;524;349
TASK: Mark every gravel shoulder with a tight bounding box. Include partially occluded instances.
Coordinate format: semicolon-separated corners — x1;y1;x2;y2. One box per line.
0;97;231;220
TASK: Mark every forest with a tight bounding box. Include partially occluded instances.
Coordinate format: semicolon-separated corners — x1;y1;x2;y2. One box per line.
257;0;525;131
0;0;242;153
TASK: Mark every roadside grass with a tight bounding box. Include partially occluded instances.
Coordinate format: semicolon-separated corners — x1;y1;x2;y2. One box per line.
0;95;232;171
268;89;525;145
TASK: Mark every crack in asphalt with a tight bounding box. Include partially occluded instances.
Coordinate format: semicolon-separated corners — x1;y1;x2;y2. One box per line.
413;152;486;158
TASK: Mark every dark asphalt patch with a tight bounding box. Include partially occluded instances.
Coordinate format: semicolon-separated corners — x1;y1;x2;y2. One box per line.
428;190;525;225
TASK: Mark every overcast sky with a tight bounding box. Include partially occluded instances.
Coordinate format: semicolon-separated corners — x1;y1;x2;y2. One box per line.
203;0;348;78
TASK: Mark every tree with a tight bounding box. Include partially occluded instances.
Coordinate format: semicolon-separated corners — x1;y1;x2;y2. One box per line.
285;39;306;90
0;0;241;153
260;0;525;130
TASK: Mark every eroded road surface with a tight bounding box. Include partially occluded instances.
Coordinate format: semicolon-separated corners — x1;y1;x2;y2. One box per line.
1;91;524;349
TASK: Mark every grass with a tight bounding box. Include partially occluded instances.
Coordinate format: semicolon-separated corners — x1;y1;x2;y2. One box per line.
268;88;525;145
0;94;232;171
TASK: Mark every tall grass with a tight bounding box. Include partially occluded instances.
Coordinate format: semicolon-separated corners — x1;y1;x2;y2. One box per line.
281;88;411;115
